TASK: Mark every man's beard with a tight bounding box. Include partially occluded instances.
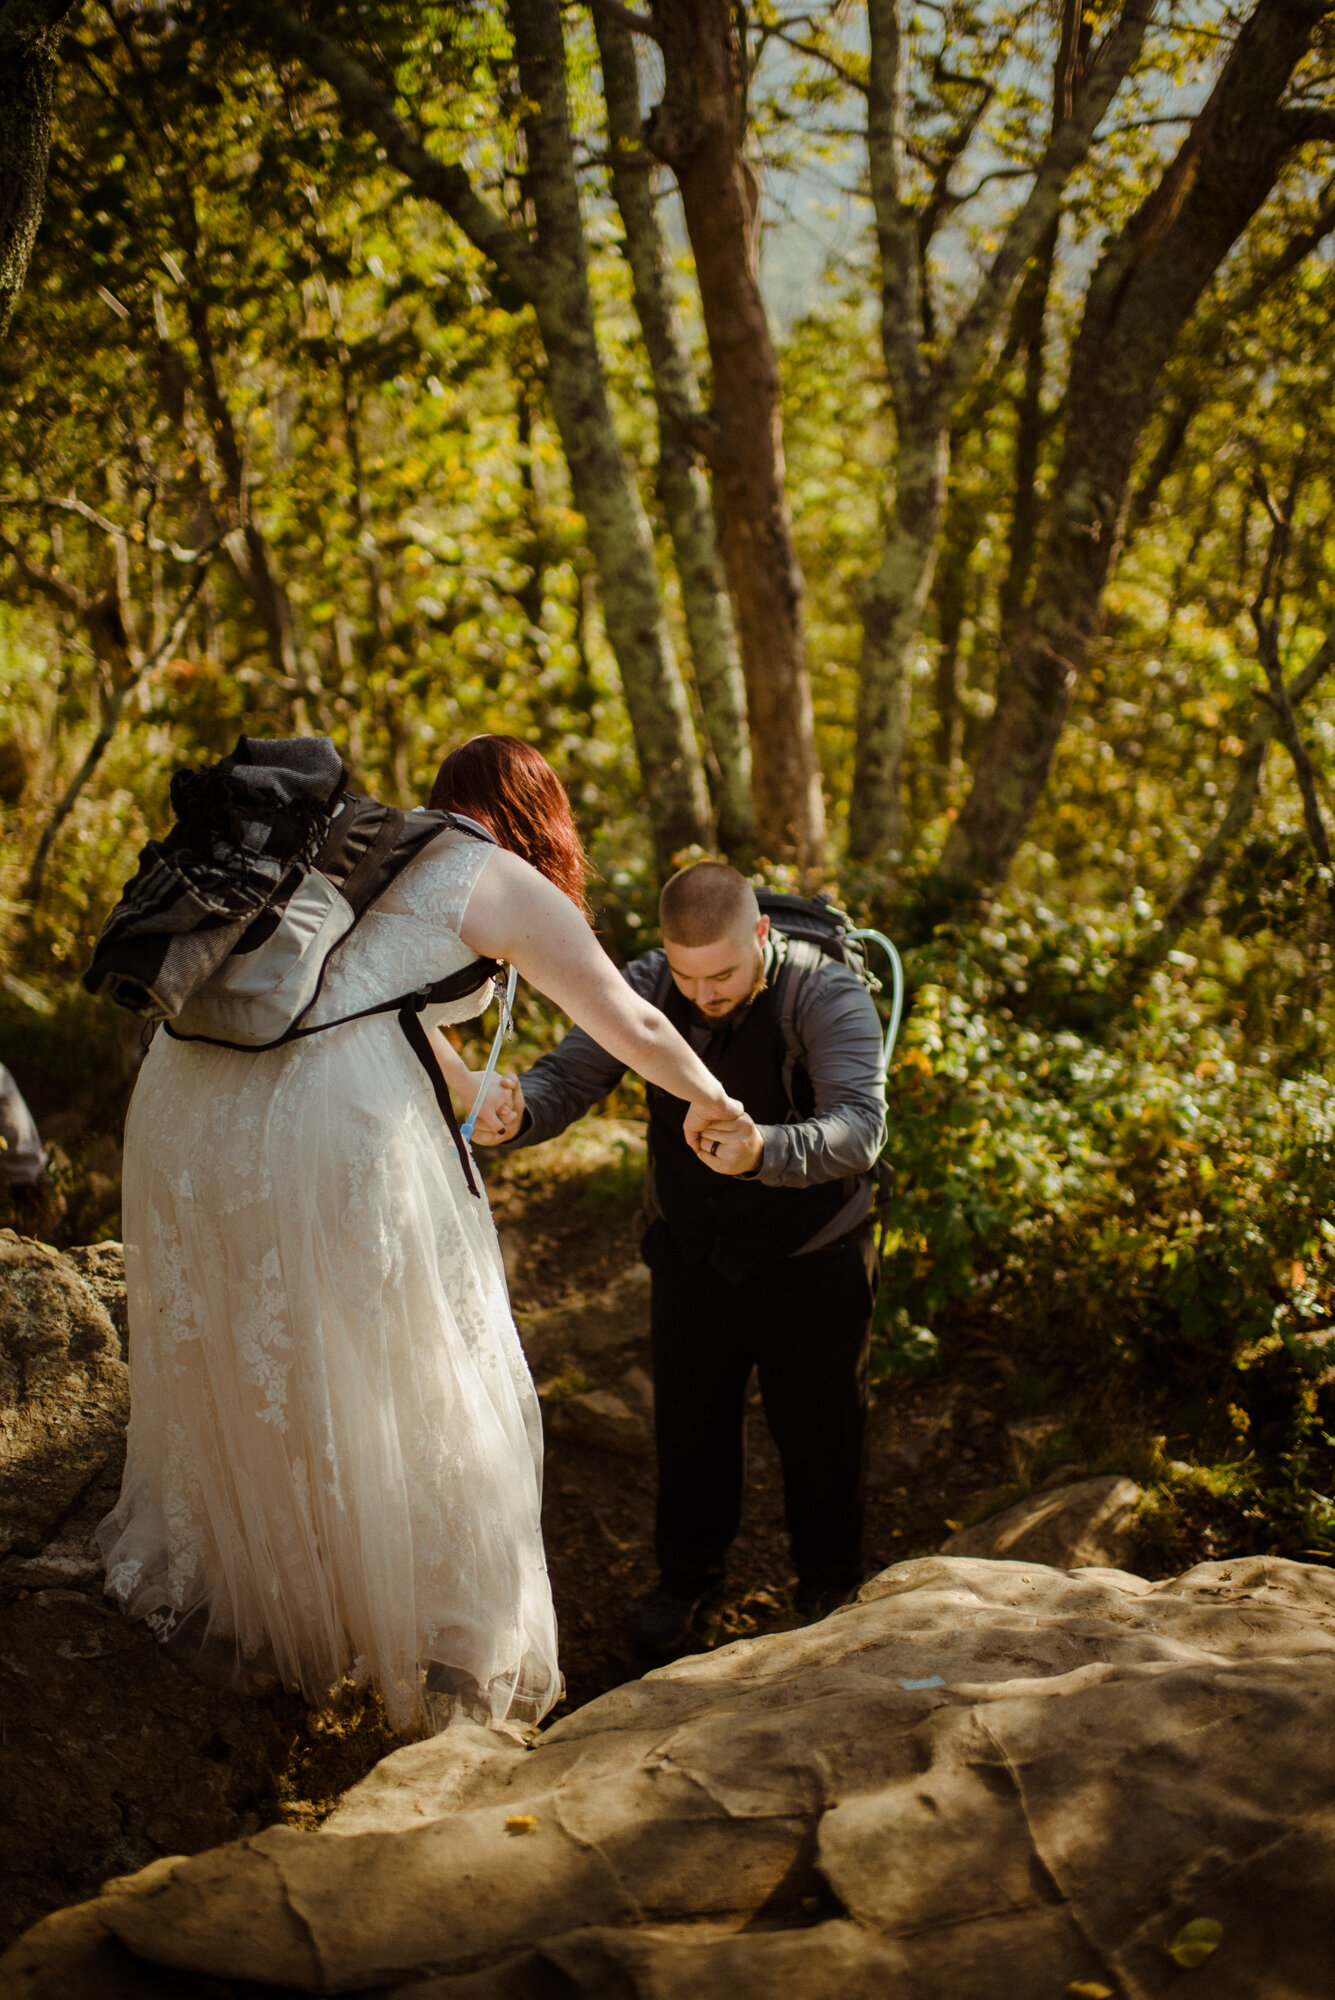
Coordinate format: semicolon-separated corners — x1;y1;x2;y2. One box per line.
690;950;767;1025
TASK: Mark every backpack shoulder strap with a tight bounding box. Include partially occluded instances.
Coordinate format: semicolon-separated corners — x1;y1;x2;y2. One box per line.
771;934;824;1113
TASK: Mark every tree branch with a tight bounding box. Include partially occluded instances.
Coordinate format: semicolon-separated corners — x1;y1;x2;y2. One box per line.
1134;623;1335;974
867;0;931;407
0;491;217;563
21;560;216;906
936;0;1155;413
256;7;541;304
0;528;87;614
769;26;867;94
587;0;662;45
1252;603;1335;873
1279;104;1335;147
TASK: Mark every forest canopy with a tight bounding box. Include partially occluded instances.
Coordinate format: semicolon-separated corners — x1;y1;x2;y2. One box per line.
4;0;1335;1562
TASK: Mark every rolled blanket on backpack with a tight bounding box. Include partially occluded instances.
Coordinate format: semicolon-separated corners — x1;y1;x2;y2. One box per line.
85;735;348;1017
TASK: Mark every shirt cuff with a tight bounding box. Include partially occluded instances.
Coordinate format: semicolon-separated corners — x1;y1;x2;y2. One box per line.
739;1125;782;1181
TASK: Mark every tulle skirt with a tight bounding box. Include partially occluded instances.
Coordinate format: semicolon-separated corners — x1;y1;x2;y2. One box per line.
97;1019;560;1734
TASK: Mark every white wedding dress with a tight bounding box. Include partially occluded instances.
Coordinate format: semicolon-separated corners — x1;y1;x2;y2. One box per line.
97;829;560;1734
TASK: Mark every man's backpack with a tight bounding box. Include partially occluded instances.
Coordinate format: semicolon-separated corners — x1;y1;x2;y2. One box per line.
757;892;904;1110
84;734;499;1192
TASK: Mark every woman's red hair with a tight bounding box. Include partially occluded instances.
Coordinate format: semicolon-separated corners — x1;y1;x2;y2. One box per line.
429;736;591;916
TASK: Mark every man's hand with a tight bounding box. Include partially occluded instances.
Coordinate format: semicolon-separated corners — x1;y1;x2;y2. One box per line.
692;1109;764;1177
471;1075;524;1146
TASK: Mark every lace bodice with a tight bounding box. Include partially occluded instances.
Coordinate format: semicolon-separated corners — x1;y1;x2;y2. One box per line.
305;825;496;1031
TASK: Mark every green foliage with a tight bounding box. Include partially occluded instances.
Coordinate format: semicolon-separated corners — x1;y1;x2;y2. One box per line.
872;894;1335;1554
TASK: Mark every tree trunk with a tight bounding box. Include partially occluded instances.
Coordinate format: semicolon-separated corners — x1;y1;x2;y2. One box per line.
931;492;976;797
256;1;710;873
511;0;710;872
939;0;1333;892
176;286;323;733
847;0;1142;864
848;415;948;859
647;0;825;868
0;1;76;341
595;4;754;860
997;222;1059;648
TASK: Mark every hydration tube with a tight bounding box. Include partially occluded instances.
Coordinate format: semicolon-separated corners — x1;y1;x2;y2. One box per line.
845;928;905;1076
460;961;519;1145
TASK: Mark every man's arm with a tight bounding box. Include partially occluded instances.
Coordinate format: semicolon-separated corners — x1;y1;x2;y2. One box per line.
749;964;887;1186
491;950;668;1149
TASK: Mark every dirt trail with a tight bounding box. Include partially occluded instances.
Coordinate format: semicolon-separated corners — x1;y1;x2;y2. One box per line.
487;1122;1020;1716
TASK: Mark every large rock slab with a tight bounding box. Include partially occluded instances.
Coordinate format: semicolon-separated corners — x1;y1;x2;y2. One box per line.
0;1231;129;1556
941;1472;1142;1569
62;1241;128;1355
9;1553;1335;1997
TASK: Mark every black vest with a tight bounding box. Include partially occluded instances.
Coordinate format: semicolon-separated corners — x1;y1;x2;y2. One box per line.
645;968;853;1282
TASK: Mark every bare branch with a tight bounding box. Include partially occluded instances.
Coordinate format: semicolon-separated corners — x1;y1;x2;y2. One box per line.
1251;604;1334;877
587;0;662;44
936;0;1156;413
1136;622;1335;972
769;26;867;94
21;560;216;906
1280;104;1335;147
0;528;87;614
0;492;219;563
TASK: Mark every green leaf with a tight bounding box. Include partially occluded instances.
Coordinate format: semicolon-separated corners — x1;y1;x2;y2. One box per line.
1166;1916;1223;1968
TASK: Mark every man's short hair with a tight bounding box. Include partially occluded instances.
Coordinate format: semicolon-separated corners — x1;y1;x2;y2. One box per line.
659;862;760;946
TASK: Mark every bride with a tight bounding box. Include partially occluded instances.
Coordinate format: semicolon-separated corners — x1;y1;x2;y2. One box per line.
97;737;740;1735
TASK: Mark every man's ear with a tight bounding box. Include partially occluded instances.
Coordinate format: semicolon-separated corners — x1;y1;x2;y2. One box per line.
756;914;771;944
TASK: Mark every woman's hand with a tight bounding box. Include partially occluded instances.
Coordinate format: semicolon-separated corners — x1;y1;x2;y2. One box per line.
472;1075;524;1146
684;1093;745;1157
689;1106;764;1176
430;1029;518;1141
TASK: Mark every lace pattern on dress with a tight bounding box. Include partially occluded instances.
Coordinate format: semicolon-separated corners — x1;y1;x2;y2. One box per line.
97;830;560;1734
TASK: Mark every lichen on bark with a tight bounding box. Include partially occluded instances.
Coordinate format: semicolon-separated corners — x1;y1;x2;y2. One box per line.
0;0;77;342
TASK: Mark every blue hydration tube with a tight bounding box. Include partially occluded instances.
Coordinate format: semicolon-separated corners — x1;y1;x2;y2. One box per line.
460;961;519;1145
844;928;905;1076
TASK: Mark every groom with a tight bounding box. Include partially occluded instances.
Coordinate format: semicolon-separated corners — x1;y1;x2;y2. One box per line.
482;861;887;1653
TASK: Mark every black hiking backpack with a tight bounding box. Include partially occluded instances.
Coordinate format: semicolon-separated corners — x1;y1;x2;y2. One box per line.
759;891;904;1107
84;734;499;1193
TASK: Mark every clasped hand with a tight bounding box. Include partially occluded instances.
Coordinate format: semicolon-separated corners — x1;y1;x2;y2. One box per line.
473;1078;760;1175
467;1073;524;1145
685;1103;763;1177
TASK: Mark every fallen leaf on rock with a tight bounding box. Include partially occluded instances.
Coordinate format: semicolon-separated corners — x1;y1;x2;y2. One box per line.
1067;1983;1114;1998
1166;1916;1222;1968
504;1814;539;1835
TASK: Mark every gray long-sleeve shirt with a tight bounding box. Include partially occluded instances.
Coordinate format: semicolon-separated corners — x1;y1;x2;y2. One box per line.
504;942;887;1255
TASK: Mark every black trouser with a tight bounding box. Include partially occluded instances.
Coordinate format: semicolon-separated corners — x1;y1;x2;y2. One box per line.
644;1219;877;1596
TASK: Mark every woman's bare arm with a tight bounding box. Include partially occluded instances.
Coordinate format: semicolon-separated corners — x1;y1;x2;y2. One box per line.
459;847;740;1131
